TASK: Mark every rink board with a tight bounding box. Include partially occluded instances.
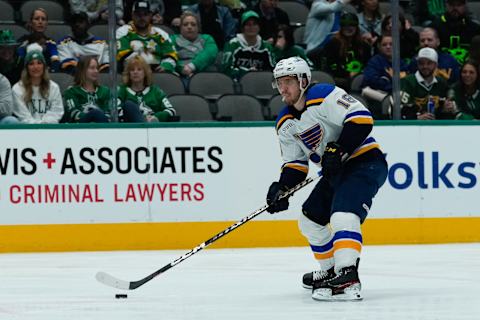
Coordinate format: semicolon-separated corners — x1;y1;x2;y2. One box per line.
0;122;479;252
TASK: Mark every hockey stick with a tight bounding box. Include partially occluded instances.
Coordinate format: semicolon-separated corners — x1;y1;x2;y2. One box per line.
95;174;320;290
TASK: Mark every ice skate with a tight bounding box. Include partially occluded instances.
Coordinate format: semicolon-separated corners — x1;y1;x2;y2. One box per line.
311;265;362;301
302;268;334;289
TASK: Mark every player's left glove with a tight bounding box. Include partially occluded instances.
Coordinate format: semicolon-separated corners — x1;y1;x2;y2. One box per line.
266;182;290;214
321;142;346;181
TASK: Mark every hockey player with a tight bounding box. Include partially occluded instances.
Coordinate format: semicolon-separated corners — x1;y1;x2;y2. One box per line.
266;57;388;301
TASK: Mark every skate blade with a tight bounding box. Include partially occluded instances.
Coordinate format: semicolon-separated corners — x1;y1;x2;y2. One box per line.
312;284;362;301
302;283;313;290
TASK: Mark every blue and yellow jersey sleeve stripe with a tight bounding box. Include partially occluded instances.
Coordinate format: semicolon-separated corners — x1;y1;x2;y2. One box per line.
344;110;374;125
281;160;309;174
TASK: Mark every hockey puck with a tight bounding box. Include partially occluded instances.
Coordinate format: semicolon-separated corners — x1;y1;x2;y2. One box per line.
115;294;128;299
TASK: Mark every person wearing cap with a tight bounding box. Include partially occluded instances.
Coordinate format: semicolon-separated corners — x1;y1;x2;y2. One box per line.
57;12;110;74
304;0;351;58
188;0;237;50
428;0;480;64
12;44;64;124
0;29;22;85
315;11;372;90
117;1;178;73
221;10;276;79
408;27;460;85
400;47;457;120
17;8;60;73
253;0;290;43
69;0;125;25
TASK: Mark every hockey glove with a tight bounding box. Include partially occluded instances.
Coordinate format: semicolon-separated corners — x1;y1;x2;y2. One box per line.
321;142;346;181
266;182;290;214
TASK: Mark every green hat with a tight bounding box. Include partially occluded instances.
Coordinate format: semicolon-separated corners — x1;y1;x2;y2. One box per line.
241;10;260;26
25;50;46;65
0;29;18;46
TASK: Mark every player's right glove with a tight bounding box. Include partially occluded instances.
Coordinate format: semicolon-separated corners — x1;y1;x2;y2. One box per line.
266;182;290;214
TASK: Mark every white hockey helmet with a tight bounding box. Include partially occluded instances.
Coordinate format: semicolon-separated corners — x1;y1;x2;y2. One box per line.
272;56;311;89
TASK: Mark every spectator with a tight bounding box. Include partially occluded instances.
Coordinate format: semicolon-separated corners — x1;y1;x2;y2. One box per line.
221;10;276;79
170;11;218;78
451;59;480;120
408;27;460;85
117;1;178;73
410;0;446;26
315;12;371;90
188;0;237;49
428;0;480;64
253;0;290;43
17;8;60;72
12;44;64;124
400;47;456;120
468;35;480;63
357;0;383;48
57;12;109;74
273;24;312;66
0;73;19;124
69;0;125;25
124;0;182;27
117;56;176;122
362;35;409;103
63;56;110;123
381;13;419;63
304;0;350;59
0;29;22;85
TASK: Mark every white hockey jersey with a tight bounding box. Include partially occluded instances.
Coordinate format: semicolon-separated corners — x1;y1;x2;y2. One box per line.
275;83;380;175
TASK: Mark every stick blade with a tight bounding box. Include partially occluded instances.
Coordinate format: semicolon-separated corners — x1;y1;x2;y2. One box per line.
95;271;131;290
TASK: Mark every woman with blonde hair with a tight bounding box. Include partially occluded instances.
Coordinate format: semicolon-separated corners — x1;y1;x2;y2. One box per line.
63;55;110;122
117;55;176;122
170;11;218;78
17;7;60;72
12;44;63;123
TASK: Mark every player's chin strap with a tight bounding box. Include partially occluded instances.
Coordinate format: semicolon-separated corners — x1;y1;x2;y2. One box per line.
295;76;309;106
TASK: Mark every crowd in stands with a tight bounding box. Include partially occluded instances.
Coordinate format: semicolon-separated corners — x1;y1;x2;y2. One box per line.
0;0;480;123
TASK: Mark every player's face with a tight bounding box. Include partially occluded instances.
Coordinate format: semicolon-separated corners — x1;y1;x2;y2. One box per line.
461;63;478;86
27;59;45;79
417;58;436;78
129;65;145;84
85;59;99;83
276;76;301;105
180;16;199;41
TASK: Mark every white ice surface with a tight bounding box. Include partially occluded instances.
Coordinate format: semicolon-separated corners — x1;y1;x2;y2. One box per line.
1;243;479;320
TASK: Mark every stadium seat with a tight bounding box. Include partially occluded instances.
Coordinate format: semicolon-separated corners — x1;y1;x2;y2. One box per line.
98;73;123;86
2;24;28;40
188;72;235;100
152;73;186;95
468;2;480;21
350;92;369;107
216;94;265;121
44;24;71;42
50;72;73;94
20;0;66;24
293;26;305;47
277;1;309;27
311;71;335;85
350;73;364;93
0;1;15;24
89;24;109;40
239;71;276;101
267;94;285;120
167;94;213;121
